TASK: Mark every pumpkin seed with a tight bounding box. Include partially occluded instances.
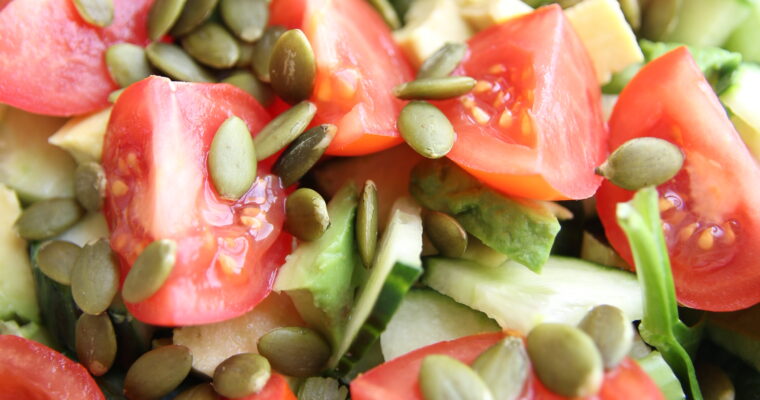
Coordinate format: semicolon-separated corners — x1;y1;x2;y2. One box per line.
75;162;107;212
146;42;214;83
16;198;84;241
124;345;193;400
418;354;494;400
394;76;476;100
36;240;82;285
181;22;240;69
74;0;113;27
298;377;348;400
251;25;285;82
122;239;177;303
71;239;120;315
527;323;604;398
208;116;257;199
220;0;269;42
148;0;188;40
269;29;316;104
285;188;330;241
356;180;378;268
257;326;331;377
75;312;117;376
213;353;271;398
595;137;684;191
108;88;125;103
697;363;735;400
398;101;455;159
253;101;316;160
472;337;529;400
417;42;467;79
222;71;274;107
105;44;153;88
423;211;467;258
272;124;336;187
171;0;220;37
175;383;219;400
619;0;641;32
578;305;633;369
366;0;401;29
236;39;255;67
641;0;681;41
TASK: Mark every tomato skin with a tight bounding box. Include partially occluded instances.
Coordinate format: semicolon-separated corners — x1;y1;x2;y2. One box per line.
103;76;290;326
596;47;760;311
269;0;414;156
435;5;606;200
0;0;153;116
0;335;104;400
230;373;297;400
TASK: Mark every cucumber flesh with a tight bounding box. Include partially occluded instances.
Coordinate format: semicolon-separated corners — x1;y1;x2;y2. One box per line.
636;351;687;400
54;212;110;247
720;63;760;161
662;0;752;47
725;3;760;63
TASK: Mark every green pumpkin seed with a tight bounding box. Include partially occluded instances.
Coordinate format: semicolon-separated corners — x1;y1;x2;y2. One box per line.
398;101;455;159
171;0;220;37
71;239;120;315
578;305;633;369
251;25;285;82
423;211;467;258
297;377;348;400
124;345;193;400
285;188;330;241
419;354;494;400
697;363;735;400
36;240;82;285
257;326;331;377
356;180;378;268
108;88;125;103
394;76;476;100
269;29;316;104
472;337;529;400
122;239;177;303
74;0;114;27
253;101;316;160
75;162;107;212
527;323;604;398
222;71;274;107
105;44;153;88
76;312;117;376
641;0;681;40
175;383;219;400
619;0;641;32
148;0;188;40
146;42;214;83
16;198;84;241
208;116;258;199
272;124;336;187
213;353;271;398
181;22;240;69
366;0;401;29
220;0;269;42
595;137;684;191
236;39;255;67
417;42;467;79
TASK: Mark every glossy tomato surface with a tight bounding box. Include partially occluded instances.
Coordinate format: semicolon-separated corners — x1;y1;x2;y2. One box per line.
231;373;297;400
596;47;760;311
103;76;290;326
0;335;104;400
437;5;606;200
270;0;414;156
0;0;153;116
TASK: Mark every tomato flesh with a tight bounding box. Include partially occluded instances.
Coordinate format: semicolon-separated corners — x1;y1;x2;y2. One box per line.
103;76;289;326
231;373;297;400
596;47;760;311
0;335;104;400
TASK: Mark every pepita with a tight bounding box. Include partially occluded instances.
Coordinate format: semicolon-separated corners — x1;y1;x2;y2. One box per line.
148;0;188;41
181;22;240;69
106;44;153;88
257;326;331;377
417;42;467;80
472;337;529;400
269;29;316;104
220;0;269;42
356;180;379;268
418;354;494;400
236;39;255;68
595;137;684;191
75;162;107;212
175;383;219;400
171;0;220;37
393;76;476;100
222;71;274;107
208;115;258;199
285;188;330;241
75;312;117;376
70;239;120;315
423;210;467;258
122;239;177;303
272;124;336;187
213;353;271;398
73;0;114;27
251;25;286;83
619;0;641;32
15;198;84;241
366;0;401;29
123;345;193;400
398;101;455;159
578;305;634;369
697;363;735;400
253;101;316;160
641;0;682;41
36;240;82;285
146;42;214;83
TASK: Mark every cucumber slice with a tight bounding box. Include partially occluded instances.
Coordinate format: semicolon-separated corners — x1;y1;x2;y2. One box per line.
380;289;499;361
662;0;752;47
725;2;760;63
636;351;687;400
720;63;760;161
423;256;643;333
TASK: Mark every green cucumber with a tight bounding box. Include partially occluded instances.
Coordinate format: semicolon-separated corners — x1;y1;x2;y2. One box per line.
636;351;687;400
661;0;753;47
725;2;760;63
108;296;155;368
720;63;760;161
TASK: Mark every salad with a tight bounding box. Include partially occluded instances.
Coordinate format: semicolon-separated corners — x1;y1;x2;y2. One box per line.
1;0;759;398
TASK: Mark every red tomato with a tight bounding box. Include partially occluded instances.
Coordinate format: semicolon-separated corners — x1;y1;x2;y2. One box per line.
103;76;290;326
436;5;606;200
269;0;414;156
350;333;663;400
595;47;760;311
0;0;153;116
0;335;104;400
230;373;297;400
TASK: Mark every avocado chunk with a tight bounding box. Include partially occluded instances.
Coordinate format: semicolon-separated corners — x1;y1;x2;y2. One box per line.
720;63;760;161
409;158;560;271
48;107;111;165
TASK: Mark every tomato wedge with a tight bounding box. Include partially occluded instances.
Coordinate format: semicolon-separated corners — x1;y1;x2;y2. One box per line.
596;47;760;311
103;76;289;326
0;0;153;116
435;5;606;200
0;335;104;400
270;0;414;156
350;332;662;400
232;373;297;400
